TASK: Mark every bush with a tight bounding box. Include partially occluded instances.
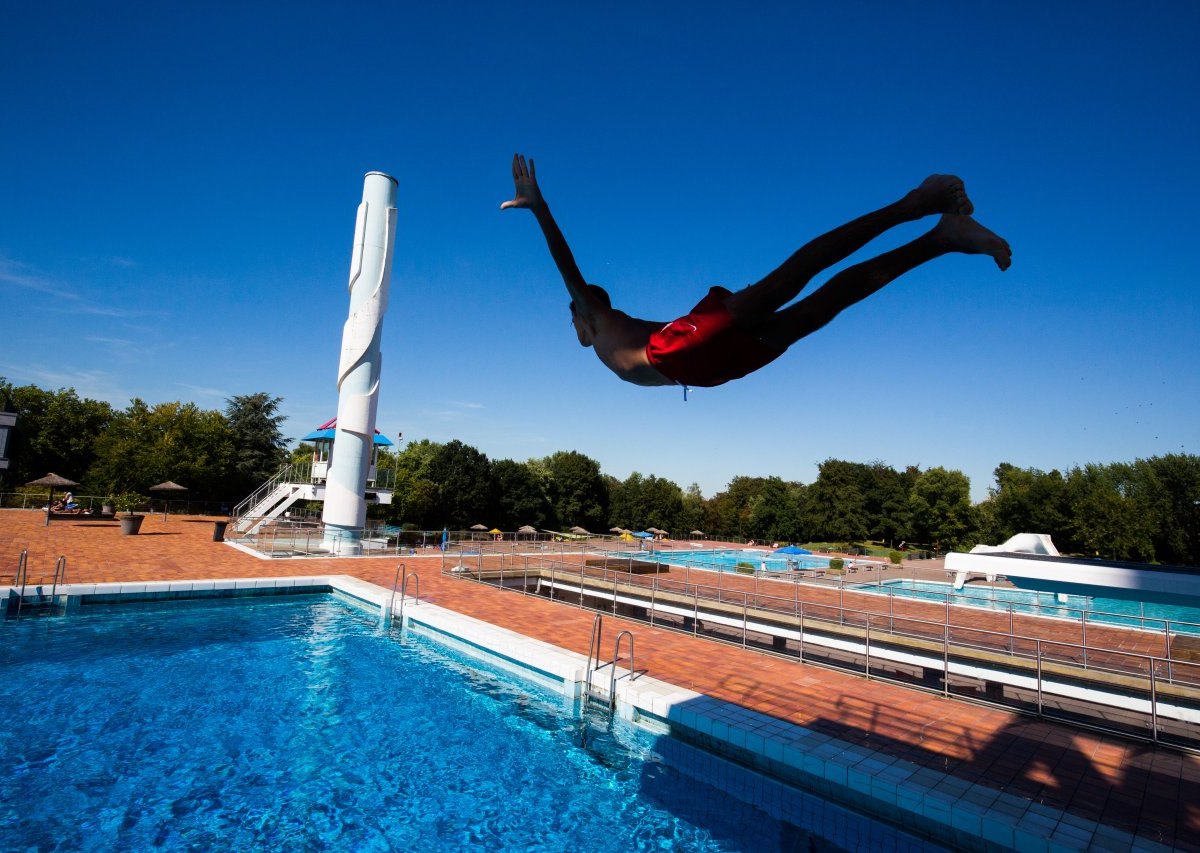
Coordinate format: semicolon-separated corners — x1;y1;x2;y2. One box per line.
829;558;844;573
734;561;756;575
889;551;903;565
113;492;148;513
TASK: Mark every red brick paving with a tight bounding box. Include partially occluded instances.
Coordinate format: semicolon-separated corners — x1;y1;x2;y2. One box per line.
4;510;1199;850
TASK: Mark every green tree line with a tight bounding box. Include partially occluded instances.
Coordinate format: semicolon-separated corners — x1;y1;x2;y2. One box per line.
3;379;1197;565
1;379;287;506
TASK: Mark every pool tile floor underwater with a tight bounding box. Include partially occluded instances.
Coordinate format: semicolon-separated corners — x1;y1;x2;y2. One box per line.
3;510;1199;852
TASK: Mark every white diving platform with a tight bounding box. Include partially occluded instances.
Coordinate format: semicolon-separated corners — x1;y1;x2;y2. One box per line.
945;533;1200;608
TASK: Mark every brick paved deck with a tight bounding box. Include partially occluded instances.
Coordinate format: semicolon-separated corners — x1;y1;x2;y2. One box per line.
4;510;1198;851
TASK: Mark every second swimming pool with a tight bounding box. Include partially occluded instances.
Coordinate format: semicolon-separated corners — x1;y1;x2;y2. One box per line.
850;578;1200;635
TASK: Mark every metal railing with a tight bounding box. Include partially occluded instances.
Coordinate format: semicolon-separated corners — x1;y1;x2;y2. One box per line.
228;522;648;558
230;463;301;528
6;551;68;618
442;552;1200;751
386;564;418;630
0;491;236;516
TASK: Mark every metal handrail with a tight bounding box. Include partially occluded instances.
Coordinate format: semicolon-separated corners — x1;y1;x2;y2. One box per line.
584;613;603;704
13;550;28;617
230;462;298;527
398;571;419;629
51;556;66;601
386;562;406;626
608;630;635;710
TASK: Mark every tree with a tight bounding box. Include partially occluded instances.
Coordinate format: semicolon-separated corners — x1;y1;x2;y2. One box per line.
224;393;289;495
86;399;235;501
705;476;771;540
491;459;553;530
639;474;685;534
543;451;608;531
0;379;114;487
983;463;1071;547
424;440;492;528
607;471;685;533
1137;454;1200;566
745;476;802;542
679;483;706;536
1066;463;1156;561
908;467;977;553
804;459;870;542
864;462;914;546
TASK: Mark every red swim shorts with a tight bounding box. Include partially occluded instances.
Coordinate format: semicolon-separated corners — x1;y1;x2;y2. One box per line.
645;286;785;387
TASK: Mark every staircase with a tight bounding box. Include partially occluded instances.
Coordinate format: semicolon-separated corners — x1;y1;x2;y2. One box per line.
230;463;319;535
228;461;394;536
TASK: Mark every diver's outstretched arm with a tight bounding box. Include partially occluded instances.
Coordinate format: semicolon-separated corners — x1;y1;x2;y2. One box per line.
502;153;601;318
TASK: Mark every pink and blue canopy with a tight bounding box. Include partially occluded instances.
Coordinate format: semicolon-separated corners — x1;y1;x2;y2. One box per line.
302;417;394;446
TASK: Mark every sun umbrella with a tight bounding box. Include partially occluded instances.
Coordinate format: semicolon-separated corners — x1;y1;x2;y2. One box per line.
690;529;705;537
774;545;812;555
150;481;188;518
569;526;590;535
28;473;79;526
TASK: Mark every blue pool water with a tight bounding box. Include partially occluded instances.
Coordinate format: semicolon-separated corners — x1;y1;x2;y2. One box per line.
610;548;832;573
0;595;932;851
852;579;1200;635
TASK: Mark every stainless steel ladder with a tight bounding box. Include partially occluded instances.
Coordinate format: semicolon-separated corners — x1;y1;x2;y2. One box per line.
584;614;638;711
9;552;66;617
386;563;419;630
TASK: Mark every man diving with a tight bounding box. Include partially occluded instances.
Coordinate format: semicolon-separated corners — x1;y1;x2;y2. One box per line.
501;153;1010;390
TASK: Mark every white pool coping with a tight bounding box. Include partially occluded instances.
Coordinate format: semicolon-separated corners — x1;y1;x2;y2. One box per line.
2;576;1166;853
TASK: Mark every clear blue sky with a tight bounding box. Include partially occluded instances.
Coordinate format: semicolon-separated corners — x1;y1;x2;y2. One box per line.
3;2;1197;501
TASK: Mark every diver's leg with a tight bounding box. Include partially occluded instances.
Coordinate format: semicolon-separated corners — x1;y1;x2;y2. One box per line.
755;214;1011;349
724;176;973;321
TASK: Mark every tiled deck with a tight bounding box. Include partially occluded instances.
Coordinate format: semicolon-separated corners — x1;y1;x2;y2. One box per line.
3;510;1198;851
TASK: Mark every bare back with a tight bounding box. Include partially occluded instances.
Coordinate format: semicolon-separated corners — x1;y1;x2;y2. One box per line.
584;308;676;387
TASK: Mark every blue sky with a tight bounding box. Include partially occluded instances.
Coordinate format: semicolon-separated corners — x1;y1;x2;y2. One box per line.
2;2;1197;501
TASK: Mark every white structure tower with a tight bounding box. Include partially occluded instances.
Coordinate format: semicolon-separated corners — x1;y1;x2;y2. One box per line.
322;171;398;554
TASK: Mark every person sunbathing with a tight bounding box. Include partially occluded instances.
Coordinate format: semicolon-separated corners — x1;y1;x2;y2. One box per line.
501;153;1010;391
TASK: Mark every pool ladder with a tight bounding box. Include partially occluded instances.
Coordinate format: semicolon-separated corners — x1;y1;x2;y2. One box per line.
8;551;67;617
385;563;419;630
584;614;637;711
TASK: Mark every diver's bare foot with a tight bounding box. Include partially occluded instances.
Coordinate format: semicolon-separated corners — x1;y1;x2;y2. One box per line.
909;175;974;217
934;214;1012;270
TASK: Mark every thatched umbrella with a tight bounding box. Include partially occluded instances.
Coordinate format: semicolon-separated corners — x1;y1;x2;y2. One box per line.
569;526;590;536
517;524;538;540
690;529;705;538
28;473;80;526
609;526;624;534
469;523;488;540
150;481;188;519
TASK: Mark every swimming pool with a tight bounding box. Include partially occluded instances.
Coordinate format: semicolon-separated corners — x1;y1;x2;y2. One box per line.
0;594;933;851
609;548;832;573
851;578;1200;635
